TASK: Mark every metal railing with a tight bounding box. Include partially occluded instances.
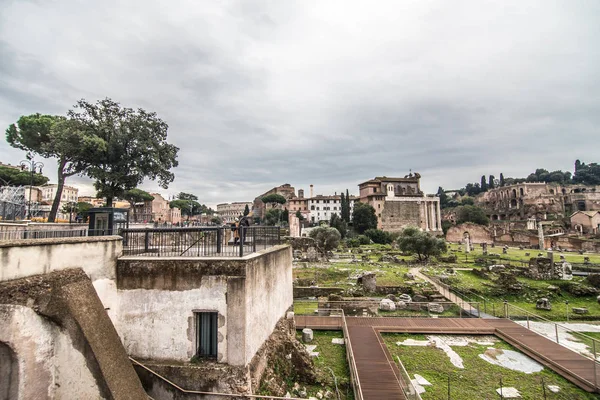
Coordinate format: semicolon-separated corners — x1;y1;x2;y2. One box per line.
420;273;483;317
502;302;600;390
130;357;306;399
0;228;88;241
395;356;423;400
121;226;281;257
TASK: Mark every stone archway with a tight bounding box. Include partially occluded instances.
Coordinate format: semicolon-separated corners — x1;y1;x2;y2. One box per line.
0;341;18;400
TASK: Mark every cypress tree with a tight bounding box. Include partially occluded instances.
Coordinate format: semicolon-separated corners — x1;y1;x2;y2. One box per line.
488;175;495;189
500;173;505;187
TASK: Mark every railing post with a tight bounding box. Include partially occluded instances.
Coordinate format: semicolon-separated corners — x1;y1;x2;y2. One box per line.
527;315;530;330
252;227;256;253
555;324;559;344
503;300;508;319
216;228;222;254
239;226;244;257
593;340;598;390
144;229;150;253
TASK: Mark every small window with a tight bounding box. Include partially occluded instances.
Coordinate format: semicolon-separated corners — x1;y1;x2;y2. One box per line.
195;312;218;359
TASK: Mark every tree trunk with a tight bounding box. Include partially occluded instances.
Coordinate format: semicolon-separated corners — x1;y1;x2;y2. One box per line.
130;201;137;222
48;160;67;223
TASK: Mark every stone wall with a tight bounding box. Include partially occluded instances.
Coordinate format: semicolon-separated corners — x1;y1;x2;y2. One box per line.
446;223;493;244
293;287;344;298
381;201;420;232
0;269;146;400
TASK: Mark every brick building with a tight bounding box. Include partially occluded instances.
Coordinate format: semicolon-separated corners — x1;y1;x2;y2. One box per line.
358;173;442;234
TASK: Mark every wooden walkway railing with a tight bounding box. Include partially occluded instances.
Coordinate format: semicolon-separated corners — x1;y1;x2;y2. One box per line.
296;315;600;398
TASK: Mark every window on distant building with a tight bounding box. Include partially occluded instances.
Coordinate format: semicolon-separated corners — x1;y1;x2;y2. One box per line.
194;312;218;359
311;206;315;210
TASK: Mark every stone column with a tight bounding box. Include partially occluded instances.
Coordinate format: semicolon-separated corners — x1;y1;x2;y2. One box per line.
436;200;442;232
423;201;429;231
430;202;437;231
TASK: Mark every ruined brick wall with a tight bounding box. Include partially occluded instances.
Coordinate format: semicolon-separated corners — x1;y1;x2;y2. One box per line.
446;223;493;244
381;201;420;232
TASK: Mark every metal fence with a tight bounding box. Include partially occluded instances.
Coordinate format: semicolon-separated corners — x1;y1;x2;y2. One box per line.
0;228;88;241
395;356;423;400
120;226;281;257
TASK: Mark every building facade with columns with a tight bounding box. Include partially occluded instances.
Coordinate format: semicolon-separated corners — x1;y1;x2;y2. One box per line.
216;202;253;223
358;174;442;234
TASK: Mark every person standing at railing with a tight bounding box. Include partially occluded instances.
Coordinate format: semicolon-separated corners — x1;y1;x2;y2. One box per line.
232;218;240;245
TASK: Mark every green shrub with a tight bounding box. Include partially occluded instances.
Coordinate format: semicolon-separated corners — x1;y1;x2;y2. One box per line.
357;235;371;245
346;238;361;248
364;229;394;244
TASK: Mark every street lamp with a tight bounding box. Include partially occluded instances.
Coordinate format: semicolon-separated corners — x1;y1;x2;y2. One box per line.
19;153;44;220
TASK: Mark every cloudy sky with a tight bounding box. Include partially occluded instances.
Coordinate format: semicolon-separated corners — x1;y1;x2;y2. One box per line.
1;0;598;207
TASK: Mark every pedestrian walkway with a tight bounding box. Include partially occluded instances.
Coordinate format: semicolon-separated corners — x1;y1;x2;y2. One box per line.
297;315;600;399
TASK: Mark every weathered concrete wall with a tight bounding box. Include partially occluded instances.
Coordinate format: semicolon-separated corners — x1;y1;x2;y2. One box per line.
244;245;293;364
0;236;121;282
0;305;103;400
446;223;493;244
118;276;229;363
0;236;123;323
116;245;293;367
0;269;146;400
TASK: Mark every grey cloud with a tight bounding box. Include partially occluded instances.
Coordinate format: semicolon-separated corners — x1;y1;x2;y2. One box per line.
1;0;599;207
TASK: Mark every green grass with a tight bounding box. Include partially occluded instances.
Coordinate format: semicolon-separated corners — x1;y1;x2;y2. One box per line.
429;269;600;320
296;330;354;400
383;333;600;400
293;261;417;288
447;243;600;266
294;301;319;315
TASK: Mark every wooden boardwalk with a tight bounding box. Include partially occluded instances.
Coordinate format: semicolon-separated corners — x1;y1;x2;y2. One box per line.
296;316;600;399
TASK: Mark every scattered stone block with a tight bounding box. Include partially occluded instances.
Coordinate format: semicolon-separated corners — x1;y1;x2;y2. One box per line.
302;328;314;343
385;294;398;302
496;387;521;398
398;294;412;302
286;311;295;319
396;301;407;309
547;385;560;393
404;273;415;280
428;303;445;314
379;298;396;311
586;274;600;288
413;294;428;302
331;338;345;345
488;264;506;272
572;307;589;315
536;298;551;311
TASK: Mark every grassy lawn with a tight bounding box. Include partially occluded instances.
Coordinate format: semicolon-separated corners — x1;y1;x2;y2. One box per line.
296;330;354;400
383;333;599;400
428;269;600;320
293;261;417;288
447;243;600;266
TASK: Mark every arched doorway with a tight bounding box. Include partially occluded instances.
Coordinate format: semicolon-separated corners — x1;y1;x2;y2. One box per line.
0;341;18;400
